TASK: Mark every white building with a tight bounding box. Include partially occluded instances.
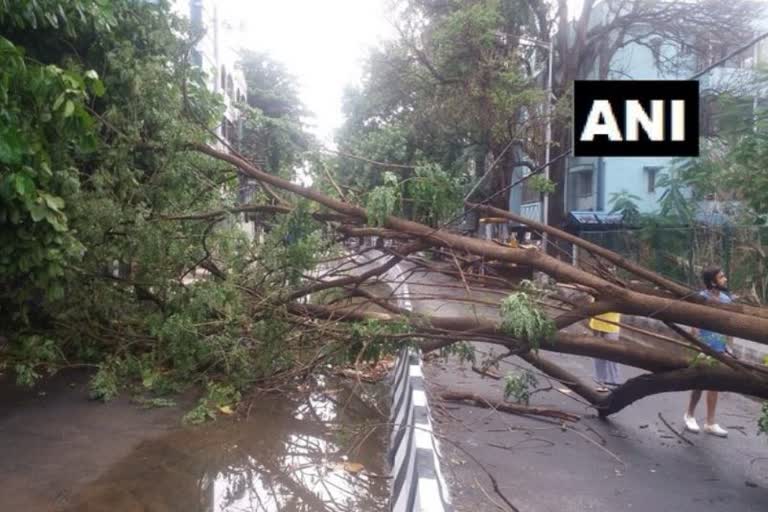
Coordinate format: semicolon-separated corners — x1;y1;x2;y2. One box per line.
176;0;260;238
186;0;247;149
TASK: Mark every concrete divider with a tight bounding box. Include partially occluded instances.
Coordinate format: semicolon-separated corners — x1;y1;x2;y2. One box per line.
388;348;452;512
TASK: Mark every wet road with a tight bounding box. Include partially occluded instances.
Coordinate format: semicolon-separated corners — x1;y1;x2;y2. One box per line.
386;261;768;512
0;371;389;512
426;348;768;512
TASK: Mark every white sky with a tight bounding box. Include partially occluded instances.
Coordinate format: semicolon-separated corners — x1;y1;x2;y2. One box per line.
233;0;396;147
223;0;592;148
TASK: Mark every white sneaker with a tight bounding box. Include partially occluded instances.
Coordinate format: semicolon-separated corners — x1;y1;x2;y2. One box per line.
703;423;728;437
683;413;700;433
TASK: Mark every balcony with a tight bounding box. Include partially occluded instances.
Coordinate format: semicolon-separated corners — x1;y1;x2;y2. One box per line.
520;202;541;223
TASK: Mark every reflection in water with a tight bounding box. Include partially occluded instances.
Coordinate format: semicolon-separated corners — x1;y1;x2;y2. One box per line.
66;379;389;512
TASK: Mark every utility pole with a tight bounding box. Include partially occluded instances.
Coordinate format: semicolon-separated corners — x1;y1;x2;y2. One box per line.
519;36;554;248
542;39;554;251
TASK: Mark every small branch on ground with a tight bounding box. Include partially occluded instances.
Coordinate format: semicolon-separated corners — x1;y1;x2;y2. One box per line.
439;391;580;423
657;412;695;446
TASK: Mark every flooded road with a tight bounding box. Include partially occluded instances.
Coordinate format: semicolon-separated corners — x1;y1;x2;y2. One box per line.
0;371;390;512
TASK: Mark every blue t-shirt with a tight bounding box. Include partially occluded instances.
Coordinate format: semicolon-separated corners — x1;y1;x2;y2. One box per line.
698;290;732;352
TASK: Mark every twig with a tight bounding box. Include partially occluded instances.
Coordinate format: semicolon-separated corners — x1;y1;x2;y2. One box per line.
488;438;556;451
434;435;519;512
473;475;508;512
562;424;625;467
657;412;695;446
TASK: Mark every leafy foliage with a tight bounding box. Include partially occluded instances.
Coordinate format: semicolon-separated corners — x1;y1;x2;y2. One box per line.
406;163;464;227
656;171;694;224
0;33;98;306
759;402;768;437
438;341;477;366
0;1;283;409
527;175;556;195
342;319;413;364
183;381;241;425
503;370;538;405
261;200;325;285
364;165;464;227
237;50;312;179
333;0;548;210
500;292;555;346
608;190;642;226
688;353;718;369
365;172;401;226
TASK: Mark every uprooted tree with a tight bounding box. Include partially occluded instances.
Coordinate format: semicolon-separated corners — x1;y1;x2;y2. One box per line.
194;141;768;420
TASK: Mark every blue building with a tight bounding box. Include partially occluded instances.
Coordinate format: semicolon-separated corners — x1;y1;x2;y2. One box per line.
511;11;768;224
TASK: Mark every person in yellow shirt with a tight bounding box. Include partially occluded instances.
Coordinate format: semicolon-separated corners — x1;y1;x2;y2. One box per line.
589;312;622;392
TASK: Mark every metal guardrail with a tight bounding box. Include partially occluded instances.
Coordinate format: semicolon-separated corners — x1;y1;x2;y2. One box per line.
388;349;452;512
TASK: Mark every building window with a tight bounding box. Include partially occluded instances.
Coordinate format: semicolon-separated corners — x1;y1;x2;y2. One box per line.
567;165;595;211
573;170;593;198
645;166;661;193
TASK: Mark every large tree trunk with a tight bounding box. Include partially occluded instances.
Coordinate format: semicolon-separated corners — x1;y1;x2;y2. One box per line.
193;143;768;416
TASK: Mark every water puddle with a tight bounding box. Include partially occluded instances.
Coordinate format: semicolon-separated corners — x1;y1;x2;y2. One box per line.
64;378;390;512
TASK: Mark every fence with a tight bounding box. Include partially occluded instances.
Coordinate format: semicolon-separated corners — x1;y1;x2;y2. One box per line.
389;348;452;512
577;225;768;303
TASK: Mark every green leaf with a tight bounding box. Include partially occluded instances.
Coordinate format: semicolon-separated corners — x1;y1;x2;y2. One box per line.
41;193;65;211
63;100;75;118
29;204;47;222
90;79;105;97
13;174;34;197
44;211;67;232
52;92;66;111
85;70;99;80
0;129;23;164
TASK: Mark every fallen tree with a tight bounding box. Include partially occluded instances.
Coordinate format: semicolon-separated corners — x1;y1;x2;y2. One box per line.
8;0;762;425
188;143;768;418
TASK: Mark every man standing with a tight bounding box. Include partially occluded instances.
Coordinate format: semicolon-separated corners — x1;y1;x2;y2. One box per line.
684;266;733;437
589;311;622;393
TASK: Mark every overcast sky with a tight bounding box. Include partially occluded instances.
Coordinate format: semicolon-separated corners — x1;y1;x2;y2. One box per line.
233;0;396;147
227;0;592;148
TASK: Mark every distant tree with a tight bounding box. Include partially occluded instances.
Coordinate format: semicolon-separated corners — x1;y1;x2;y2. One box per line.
237;50;312;178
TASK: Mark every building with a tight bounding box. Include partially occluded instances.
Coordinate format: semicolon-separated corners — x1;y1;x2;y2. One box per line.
181;0;257;237
187;0;247;149
510;4;768;223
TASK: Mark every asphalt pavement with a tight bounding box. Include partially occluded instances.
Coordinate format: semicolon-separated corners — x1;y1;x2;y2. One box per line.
387;260;768;512
425;348;768;512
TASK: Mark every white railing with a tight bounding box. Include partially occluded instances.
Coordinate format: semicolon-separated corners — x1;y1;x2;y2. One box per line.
520;202;542;222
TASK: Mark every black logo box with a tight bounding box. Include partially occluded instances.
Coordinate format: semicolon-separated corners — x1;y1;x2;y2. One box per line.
572;80;699;157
